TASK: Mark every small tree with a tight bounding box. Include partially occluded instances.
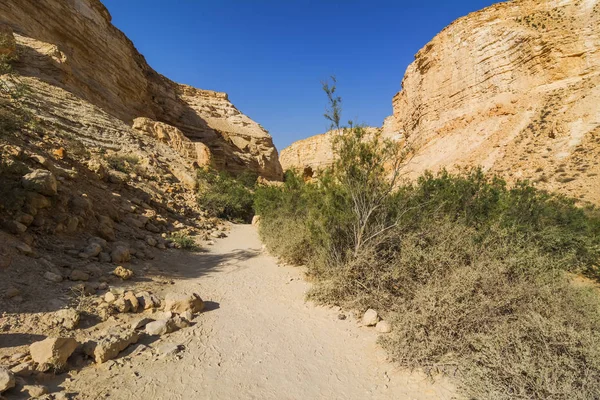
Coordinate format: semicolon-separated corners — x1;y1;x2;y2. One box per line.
322;78;411;256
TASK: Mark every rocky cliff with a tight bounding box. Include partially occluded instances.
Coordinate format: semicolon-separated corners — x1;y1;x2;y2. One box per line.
0;0;283;180
282;0;600;203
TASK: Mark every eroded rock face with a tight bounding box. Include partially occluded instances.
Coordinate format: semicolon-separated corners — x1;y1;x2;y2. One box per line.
389;0;600;203
281;0;600;203
0;0;282;180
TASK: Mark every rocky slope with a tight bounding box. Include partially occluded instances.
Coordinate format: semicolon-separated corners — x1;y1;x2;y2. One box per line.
0;0;283;181
283;0;600;203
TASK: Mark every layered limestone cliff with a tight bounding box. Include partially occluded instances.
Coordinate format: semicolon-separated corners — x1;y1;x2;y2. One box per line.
282;0;600;203
0;0;283;180
391;0;600;203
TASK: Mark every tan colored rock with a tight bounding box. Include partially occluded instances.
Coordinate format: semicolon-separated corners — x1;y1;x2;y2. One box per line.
0;25;16;58
0;366;15;393
29;337;78;370
0;1;282;181
362;309;379;327
145;319;177;336
83;329;140;364
164;293;204;314
52;309;80;330
21;169;57;196
110;246;130;263
112;266;133;280
375;320;392;333
123;291;140;312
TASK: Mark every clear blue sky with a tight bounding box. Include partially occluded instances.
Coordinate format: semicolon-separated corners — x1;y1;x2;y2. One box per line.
102;0;499;151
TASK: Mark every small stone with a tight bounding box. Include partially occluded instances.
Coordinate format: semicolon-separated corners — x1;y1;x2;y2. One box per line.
145;319;177;336
3;220;27;234
113;297;132;313
29;338;78;371
135;291;155;310
43;271;63;283
171;315;191;330
21;169;57;196
22;384;48;397
104;292;116;303
70;270;90;281
53;309;80;330
5;287;21;299
362;309;379;326
0;367;15;393
79;242;102;258
98;252;111;263
112;266;133;280
123;291;140;312
15;243;32;255
11;361;33;377
131;317;154;330
111;246;130;263
164;293;204;314
145;236;157;247
181;310;193;321
338;314;347;320
145;222;160;233
375;320;392;333
251;215;261;226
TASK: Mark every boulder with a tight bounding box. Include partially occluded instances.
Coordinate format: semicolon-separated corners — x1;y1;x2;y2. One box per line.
0;366;15;393
21;169;57;196
83;329;140;364
29;337;78;370
3;220;27;235
251;215;261;226
362;309;379;326
135;291;156;310
164;293;204;314
25;192;51;210
123;291;140;312
375;320;392;333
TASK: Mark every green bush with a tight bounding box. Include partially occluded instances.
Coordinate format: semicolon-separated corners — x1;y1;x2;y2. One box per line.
254;140;600;399
169;231;200;251
197;168;256;223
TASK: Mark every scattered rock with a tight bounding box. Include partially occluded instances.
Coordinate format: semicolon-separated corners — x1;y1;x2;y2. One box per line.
145;319;177;336
210;231;226;239
111;246;130;263
171;315;191;330
15;243;33;255
10;361;34;377
113;297;132;313
362;309;379;326
43;272;63;283
70;270;90;282
21;169;57;196
164;293;204;314
79;242;102;258
22;384;48;398
0;367;15;393
145;222;160;233
181;310;193;321
104;292;116;303
123;291;140;312
375;320;392;333
98;252;111;263
338;314;347;320
3;220;27;235
29;337;78;371
53;309;80;330
113;266;133;280
251;215;261;226
135;291;156;310
145;236;157;247
131;317;154;330
5;287;21;299
84;329;140;364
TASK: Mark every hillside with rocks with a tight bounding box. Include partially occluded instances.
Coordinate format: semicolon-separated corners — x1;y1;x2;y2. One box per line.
282;0;600;203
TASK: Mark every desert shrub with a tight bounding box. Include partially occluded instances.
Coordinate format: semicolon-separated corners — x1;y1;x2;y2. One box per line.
197;168;256;222
169;231;200;251
255;81;600;398
106;154;140;173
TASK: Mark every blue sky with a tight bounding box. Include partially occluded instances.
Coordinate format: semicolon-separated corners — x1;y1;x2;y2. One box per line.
102;0;499;150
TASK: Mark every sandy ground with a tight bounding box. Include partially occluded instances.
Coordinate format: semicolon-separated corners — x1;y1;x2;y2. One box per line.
64;224;457;399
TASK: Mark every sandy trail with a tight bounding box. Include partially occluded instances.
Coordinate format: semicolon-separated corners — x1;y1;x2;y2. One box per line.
66;224;456;399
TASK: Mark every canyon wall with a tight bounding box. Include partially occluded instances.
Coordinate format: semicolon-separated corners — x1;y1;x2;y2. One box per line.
0;0;282;180
282;0;600;203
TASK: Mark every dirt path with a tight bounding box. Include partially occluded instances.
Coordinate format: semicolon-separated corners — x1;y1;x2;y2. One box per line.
65;224;456;399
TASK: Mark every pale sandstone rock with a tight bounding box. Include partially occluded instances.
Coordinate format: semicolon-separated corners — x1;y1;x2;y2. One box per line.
145;319;176;336
375;320;392;333
21;169;57;196
164;293;204;314
52;309;80;330
43;271;62;283
123;291;140;312
22;385;48;397
0;366;15;393
362;309;379;326
83;329;140;364
112;266;133;280
29;337;78;370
